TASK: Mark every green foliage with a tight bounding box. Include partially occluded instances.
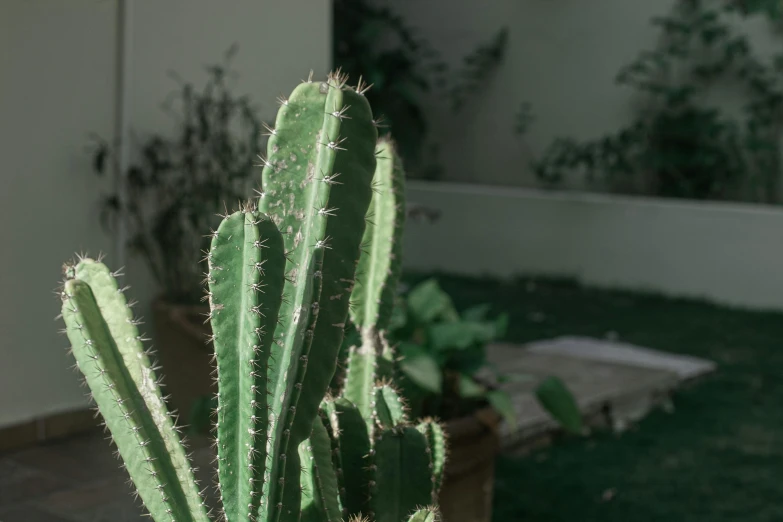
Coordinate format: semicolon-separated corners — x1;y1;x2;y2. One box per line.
535;376;583;435
389;278;583;433
58;72;440;522
388;278;515;423
90;46;263;303
333;0;507;179
530;0;783;203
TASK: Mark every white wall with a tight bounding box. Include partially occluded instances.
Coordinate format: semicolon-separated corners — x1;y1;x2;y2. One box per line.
0;0;117;429
386;0;783;188
405;181;783;311
0;0;331;429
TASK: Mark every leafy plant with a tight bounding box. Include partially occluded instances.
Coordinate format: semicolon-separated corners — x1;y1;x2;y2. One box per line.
333;0;507;180
90;45;263;304
529;0;783;204
384;278;582;433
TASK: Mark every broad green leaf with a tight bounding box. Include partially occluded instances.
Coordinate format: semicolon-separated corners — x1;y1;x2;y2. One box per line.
400;351;443;393
494;312;509;338
535;376;583;434
428;321;496;351
458;374;487;398
407;278;459;324
487;390;517;429
462;303;492;322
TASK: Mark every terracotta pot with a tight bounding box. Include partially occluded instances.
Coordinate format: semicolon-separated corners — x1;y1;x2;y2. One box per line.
438;407;502;522
152;299;215;421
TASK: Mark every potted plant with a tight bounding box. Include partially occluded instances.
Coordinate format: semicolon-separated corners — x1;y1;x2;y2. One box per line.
89;46;263;418
335;277;581;522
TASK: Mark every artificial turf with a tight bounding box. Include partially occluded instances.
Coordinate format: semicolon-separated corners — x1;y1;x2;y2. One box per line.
410;273;783;522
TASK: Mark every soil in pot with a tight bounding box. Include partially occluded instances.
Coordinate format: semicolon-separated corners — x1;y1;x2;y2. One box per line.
438;407;502;522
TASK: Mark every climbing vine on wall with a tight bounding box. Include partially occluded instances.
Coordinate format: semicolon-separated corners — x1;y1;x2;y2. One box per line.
334;0;507;179
528;0;783;203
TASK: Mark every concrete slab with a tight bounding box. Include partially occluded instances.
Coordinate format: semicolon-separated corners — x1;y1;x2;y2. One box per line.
486;339;716;453
525;336;717;381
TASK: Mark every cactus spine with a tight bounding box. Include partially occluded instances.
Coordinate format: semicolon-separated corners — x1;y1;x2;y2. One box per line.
57;72;441;522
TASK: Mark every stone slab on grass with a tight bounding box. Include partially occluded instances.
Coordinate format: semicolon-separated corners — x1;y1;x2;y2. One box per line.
486;338;716;452
525;336;717;381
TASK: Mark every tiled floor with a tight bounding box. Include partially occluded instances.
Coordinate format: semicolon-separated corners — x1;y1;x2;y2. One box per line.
0;338;715;521
0;430;217;522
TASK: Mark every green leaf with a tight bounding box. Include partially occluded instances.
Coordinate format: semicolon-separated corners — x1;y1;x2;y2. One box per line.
458;375;487;398
494;313;509;338
487;389;517;429
407;278;459;324
399;347;443;393
461;303;492;322
535;376;583;434
428;321;496;351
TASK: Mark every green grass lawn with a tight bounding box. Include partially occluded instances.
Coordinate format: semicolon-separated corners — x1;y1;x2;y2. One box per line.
413;273;783;522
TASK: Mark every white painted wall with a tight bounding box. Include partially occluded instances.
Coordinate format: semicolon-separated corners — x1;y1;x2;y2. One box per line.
405;181;783;310
0;0;331;429
0;0;117;429
386;0;783;188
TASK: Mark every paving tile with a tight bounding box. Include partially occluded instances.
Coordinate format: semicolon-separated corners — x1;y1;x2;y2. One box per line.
0;503;72;522
35;477;139;519
0;459;70;507
7;437;119;483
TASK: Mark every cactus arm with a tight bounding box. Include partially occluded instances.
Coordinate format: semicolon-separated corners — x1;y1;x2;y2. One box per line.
342;330;377;431
376;333;397;383
272;248;325;521
370;427;434;522
325;398;372;519
259;75;377;522
300;415;343;522
416;420;448;501
350;138;406;331
206;209;286;521
343;139;406;433
373;383;408;430
319;402;347;513
406;508;440;522
61;278;208;522
71;259;209;520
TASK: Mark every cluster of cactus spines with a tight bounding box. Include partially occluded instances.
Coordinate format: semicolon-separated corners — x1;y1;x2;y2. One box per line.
57;72;441;522
60;258;210;522
373;382;408;430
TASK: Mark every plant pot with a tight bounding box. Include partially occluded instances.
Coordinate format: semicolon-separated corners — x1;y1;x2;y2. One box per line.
438;407;502;522
152;299;215;421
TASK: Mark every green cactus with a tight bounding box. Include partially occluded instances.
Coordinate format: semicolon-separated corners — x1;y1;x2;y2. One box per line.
57;72;443;522
342;139;406;427
315;137;448;522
